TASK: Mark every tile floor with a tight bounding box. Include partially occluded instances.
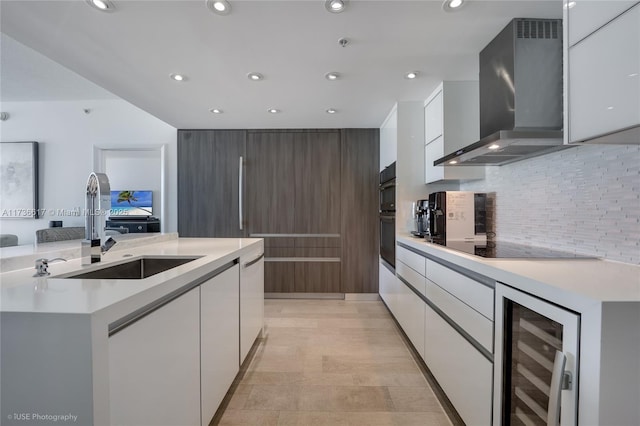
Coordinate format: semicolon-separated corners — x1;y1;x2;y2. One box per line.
216;299;453;426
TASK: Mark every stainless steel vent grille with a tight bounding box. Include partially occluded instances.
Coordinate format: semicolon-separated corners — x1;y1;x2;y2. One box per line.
517;19;559;39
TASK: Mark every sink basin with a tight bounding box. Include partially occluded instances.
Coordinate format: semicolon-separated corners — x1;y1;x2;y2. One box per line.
63;256;201;280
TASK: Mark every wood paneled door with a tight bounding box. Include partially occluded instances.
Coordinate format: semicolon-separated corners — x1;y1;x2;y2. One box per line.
177;130;246;238
293;131;341;234
245;131;296;236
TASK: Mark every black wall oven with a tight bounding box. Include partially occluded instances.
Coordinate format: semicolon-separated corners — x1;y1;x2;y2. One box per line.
379;162;396;269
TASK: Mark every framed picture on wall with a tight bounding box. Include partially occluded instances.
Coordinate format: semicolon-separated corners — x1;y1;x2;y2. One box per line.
0;141;39;218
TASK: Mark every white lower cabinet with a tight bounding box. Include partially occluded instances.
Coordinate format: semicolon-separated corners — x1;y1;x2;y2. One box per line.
392;244;495;426
240;249;264;364
108;248;265;426
396;279;426;358
379;260;396;311
201;264;240;426
424;302;493;426
109;288;201;426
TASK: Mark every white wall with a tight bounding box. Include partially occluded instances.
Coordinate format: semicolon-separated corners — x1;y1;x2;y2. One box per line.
0;99;176;245
460;144;640;264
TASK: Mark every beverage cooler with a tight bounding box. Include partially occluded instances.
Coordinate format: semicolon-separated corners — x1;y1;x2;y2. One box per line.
494;283;580;426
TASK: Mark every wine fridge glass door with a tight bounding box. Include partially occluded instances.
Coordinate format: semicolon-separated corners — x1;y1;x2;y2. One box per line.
494;283;579;426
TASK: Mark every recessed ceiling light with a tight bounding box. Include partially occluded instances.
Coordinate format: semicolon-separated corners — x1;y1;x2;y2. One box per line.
442;0;465;12
85;0;115;12
206;0;231;15
607;106;614;110
170;73;187;82
449;160;458;165
488;144;500;150
247;72;264;81
326;108;337;114
268;108;280;114
210;108;223;114
325;0;348;13
629;72;639;78
325;72;340;81
405;71;418;79
563;1;577;10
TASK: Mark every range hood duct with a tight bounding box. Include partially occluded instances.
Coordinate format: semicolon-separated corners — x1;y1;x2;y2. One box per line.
435;18;571;167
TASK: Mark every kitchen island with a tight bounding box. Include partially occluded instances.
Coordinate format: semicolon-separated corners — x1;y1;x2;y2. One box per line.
382;234;640;426
0;235;264;426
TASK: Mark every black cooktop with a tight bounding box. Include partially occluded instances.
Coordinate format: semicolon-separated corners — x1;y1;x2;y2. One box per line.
426;239;594;259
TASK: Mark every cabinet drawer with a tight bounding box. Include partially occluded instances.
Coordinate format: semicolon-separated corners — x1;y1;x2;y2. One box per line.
379;261;397;310
425;278;493;352
397;245;426;276
294;262;341;293
264;237;296;248
294;248;341;258
424;302;492;426
426;259;493;320
396;260;427;298
295;237;341;248
397;281;426;359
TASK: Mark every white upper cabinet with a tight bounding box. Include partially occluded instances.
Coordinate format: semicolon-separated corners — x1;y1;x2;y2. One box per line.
380;105;398;171
567;0;638;46
425;90;443;144
567;3;640;143
424;82;485;183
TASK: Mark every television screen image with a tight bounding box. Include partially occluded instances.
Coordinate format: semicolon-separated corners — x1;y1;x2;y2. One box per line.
110;190;153;217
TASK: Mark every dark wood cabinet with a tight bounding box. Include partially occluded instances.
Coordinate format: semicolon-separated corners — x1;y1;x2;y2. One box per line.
263;247;296;293
177;130;245;238
245;132;295;235
293;131;341;234
177;128;379;294
341;129;380;294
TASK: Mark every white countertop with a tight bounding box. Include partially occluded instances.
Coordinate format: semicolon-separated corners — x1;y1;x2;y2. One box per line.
0;232;178;273
0;237;263;315
397;235;640;311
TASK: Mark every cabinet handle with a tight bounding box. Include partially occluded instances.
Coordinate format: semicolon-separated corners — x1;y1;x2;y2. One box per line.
244;253;264;268
239;156;243;231
547;350;566;426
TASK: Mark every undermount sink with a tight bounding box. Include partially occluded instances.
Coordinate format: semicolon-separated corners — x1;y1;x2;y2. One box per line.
63;256;201;280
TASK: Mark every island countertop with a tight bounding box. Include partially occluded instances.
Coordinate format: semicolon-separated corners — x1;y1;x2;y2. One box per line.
0;236;263;315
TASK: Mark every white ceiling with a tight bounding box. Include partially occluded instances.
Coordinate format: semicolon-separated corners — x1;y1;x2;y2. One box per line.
0;0;562;129
0;34;117;102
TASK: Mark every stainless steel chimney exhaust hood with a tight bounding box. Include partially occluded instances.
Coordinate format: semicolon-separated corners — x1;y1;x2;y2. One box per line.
434;18;572;167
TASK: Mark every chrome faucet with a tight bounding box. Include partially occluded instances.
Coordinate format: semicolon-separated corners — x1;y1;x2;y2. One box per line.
82;172;111;265
33;257;67;277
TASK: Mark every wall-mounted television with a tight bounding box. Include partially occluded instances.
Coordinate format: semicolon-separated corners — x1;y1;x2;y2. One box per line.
110;190;153;218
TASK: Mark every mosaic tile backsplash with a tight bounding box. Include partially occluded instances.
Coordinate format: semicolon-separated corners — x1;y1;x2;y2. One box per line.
460;144;640;264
